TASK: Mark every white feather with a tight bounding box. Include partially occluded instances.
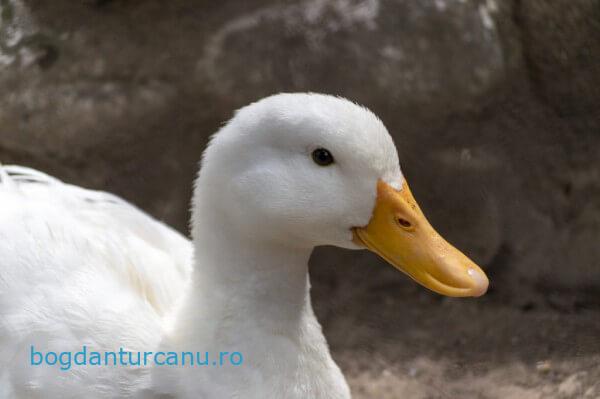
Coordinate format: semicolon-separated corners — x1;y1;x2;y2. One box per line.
0;93;404;398
0;165;192;397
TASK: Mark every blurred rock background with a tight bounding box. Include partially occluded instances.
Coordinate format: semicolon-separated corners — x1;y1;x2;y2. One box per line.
1;1;599;397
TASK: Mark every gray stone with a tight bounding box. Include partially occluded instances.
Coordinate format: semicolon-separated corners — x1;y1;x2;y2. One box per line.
0;0;599;302
517;0;600;118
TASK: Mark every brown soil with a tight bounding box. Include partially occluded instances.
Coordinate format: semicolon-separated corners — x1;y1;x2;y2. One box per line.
311;250;600;399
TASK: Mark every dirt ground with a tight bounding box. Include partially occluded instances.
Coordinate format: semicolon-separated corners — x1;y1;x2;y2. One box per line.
311;249;600;399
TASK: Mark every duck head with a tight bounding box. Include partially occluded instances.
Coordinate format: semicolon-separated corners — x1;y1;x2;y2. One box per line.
195;93;488;297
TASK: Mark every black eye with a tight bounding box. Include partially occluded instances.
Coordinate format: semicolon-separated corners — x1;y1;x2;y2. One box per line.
311;148;334;166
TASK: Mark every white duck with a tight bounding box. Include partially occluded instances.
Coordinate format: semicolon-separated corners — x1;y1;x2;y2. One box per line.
0;93;488;398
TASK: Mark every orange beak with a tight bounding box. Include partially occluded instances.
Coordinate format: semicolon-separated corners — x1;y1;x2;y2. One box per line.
353;180;488;297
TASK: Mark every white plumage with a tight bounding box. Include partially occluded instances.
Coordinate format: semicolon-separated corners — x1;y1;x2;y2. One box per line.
0;93;486;398
0;165;192;398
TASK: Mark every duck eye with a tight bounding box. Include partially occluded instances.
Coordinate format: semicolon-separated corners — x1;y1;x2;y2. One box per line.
311;148;334;166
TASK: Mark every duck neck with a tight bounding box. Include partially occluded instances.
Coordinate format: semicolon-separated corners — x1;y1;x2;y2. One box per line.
192;230;314;333
175;190;318;348
160;181;350;398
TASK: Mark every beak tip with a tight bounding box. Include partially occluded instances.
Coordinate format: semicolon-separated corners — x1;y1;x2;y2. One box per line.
468;267;489;297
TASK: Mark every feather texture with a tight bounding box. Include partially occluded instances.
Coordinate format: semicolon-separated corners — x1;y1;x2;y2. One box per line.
0;93;407;398
0;165;192;397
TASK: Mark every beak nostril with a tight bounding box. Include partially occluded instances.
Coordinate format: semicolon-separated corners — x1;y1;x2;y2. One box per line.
396;217;412;229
